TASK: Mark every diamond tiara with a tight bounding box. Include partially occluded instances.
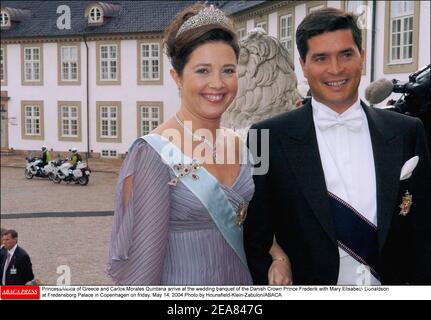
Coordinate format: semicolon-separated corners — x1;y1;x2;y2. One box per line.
176;5;233;39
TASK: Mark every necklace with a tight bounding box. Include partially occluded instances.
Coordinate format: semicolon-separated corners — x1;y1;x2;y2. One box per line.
174;113;218;163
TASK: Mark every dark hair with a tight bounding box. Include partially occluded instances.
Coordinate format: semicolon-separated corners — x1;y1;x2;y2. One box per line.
296;7;362;61
4;229;18;239
164;4;239;76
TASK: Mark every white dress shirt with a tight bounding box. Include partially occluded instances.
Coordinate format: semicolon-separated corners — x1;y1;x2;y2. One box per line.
312;98;380;285
2;243;17;285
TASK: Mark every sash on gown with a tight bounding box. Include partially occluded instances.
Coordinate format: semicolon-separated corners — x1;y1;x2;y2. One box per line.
143;134;250;270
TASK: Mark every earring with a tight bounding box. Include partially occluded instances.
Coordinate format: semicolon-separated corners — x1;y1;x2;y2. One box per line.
178;87;182;98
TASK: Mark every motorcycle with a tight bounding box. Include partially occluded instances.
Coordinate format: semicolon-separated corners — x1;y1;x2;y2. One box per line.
43;159;65;180
52;160;91;185
24;155;49;179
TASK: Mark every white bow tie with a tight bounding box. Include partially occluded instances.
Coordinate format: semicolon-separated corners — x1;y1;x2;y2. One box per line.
315;108;363;131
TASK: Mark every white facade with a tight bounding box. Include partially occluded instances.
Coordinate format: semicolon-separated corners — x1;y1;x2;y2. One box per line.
1;39;180;155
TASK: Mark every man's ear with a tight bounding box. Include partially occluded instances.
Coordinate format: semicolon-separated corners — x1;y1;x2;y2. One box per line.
170;68;182;88
299;58;308;79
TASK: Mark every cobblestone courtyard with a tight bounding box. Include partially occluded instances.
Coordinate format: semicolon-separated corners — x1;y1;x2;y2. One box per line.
1;164;120;285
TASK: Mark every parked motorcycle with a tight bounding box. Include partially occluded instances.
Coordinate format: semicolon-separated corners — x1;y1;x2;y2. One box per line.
52;161;91;185
24;155;49;179
43;159;65;180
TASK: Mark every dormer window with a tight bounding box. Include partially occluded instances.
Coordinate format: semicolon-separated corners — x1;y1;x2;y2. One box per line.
1;10;11;28
89;6;102;24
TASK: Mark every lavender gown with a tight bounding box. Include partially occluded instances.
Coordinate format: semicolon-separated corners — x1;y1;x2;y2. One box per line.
107;138;254;285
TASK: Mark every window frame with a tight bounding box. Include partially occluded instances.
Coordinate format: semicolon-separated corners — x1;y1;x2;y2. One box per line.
342;0;368;75
58;43;81;85
255;14;268;33
21;100;44;140
21;44;44;86
136;101;164;137
96;101;122;143
0;10;11;28
384;1;420;74
0;45;7;86
96;41;121;85
58;101;82;142
278;6;295;64
88;6;103;24
137;40;163;85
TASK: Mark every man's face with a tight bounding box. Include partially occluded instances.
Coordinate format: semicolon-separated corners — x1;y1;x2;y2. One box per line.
300;29;364;113
3;234;17;251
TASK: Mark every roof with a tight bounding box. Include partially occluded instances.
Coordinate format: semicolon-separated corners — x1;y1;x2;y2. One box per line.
0;1;193;38
220;1;267;15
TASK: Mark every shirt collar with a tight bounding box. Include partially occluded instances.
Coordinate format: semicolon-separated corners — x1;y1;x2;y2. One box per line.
311;97;361;118
8;244;18;256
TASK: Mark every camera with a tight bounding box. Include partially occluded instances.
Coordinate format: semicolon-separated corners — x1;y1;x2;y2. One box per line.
384;64;430;149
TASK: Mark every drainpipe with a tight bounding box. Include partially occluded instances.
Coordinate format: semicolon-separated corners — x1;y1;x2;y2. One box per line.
370;0;377;84
83;34;90;160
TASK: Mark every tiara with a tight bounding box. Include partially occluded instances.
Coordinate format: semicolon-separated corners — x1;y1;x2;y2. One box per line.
176;5;232;39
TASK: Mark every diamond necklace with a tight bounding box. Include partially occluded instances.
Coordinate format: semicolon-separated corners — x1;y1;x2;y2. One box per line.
174;113;217;163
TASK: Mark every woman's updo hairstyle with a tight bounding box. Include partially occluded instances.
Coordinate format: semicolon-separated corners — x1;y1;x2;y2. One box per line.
164;4;239;76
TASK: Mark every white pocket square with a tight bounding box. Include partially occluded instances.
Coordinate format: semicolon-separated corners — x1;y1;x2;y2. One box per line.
400;156;419;180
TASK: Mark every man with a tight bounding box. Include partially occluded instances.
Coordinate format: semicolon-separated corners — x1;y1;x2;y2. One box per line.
244;8;430;285
40;145;52;167
0;230;34;286
69;147;82;170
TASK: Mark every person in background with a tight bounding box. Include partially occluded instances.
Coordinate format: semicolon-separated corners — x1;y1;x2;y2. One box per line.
40;145;52;167
0;230;35;286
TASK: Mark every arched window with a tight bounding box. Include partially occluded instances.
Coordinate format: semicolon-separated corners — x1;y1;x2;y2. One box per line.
89;7;102;23
0;11;10;27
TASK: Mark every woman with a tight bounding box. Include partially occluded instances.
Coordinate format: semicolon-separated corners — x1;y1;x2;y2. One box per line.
107;4;291;285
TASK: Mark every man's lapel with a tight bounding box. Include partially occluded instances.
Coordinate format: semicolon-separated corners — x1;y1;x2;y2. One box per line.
362;102;403;251
279;101;337;246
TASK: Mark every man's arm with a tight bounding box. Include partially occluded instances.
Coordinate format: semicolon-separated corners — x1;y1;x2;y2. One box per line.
408;119;431;284
244;125;275;284
20;252;35;284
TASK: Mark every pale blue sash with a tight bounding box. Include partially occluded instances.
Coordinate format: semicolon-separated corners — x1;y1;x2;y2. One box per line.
142;134;249;270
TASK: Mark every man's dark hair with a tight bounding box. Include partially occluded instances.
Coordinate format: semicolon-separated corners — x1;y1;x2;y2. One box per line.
4;229;18;239
296;7;362;61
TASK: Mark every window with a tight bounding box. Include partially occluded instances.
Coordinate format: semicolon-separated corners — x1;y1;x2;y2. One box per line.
384;1;419;73
280;14;293;54
97;42;120;85
100;45;117;80
25;105;40;135
1;11;10;28
256;21;267;32
89;7;102;23
0;46;6;85
24;47;40;81
237;28;246;40
101;150;118;158
344;1;368;75
96;101;121;142
21;101;44;140
141;106;160;135
61;106;78;137
58;101;81;141
61;46;78;81
390;1;414;63
141;43;160;80
307;1;326;14
137;102;163;137
101;106;118;138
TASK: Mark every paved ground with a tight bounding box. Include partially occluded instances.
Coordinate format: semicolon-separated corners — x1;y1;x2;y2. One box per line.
1;155;123;285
